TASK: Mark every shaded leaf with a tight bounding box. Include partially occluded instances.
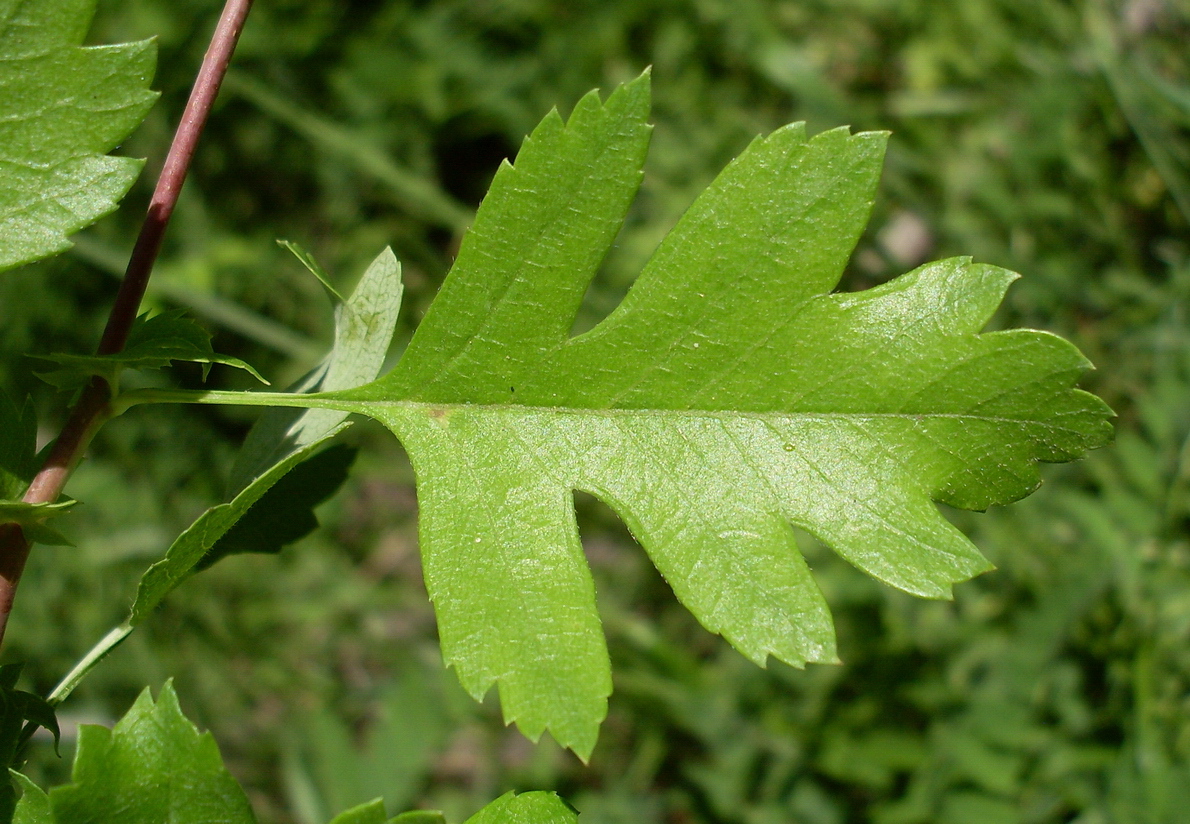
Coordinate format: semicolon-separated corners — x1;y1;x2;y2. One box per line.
0;503;75;547
128;249;402;623
128;433;351;625
33;311;266;390
0;664;60;823
0;392;36;500
0;0;157;273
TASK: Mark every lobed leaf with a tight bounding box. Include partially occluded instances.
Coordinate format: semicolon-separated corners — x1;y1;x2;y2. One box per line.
0;0;157;273
9;690;569;824
14;682;257;824
292;72;1114;758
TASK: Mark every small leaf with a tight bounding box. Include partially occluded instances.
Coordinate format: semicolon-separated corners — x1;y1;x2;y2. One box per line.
0;392;37;500
128;249;402;623
0;502;76;546
463;792;577;824
227;247;402;495
0;664;60;821
278;239;344;302
45;682;257;824
196;442;356;570
128;434;351;625
11;772;52;824
327;798;387;824
0;663;60;757
33;311;267;390
388;813;446;824
0;0;158;273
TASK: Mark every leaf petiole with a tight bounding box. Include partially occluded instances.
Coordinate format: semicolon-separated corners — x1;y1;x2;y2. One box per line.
113;387;354;415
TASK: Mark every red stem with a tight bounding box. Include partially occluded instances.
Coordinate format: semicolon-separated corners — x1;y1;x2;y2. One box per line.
0;0;255;649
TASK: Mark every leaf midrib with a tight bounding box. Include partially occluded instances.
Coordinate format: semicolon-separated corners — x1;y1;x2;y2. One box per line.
319;396;1082;430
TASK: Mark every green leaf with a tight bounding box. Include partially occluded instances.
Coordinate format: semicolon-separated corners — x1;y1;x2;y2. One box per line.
0;502;75;546
226;248;402;495
463;793;577;824
196;442;356;570
327;799;448;824
33;310;267;390
10;772;51;824
128;250;402;624
128;434;352;625
0;391;37;500
0;664;60;822
296;72;1112;758
24;682;256;824
327;799;387;824
0;0;157;273
278;239;344;302
388;813;446;824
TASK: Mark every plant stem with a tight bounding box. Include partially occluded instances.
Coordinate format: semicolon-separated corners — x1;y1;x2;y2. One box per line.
0;0;256;650
47;624;134;707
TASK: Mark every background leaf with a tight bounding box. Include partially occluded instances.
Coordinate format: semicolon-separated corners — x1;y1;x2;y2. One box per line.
129;248;402;624
0;392;36;500
463;793;576;824
32;311;267;389
0;0;157;273
34;682;257;824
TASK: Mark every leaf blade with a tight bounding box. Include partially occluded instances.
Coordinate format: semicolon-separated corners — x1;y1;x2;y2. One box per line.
47;682;257;824
0;0;157;273
308;76;1109;756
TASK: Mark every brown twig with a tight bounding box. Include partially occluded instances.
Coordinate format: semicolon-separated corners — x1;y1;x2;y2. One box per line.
0;0;256;649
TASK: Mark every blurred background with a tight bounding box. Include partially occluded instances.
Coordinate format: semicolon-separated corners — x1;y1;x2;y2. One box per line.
2;0;1189;821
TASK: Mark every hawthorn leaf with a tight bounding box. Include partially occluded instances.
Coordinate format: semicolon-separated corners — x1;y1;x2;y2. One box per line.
463;793;576;824
0;664;60;760
128;250;402;623
0;0;157;273
14;682;257;824
283;72;1112;758
33;310;267;390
